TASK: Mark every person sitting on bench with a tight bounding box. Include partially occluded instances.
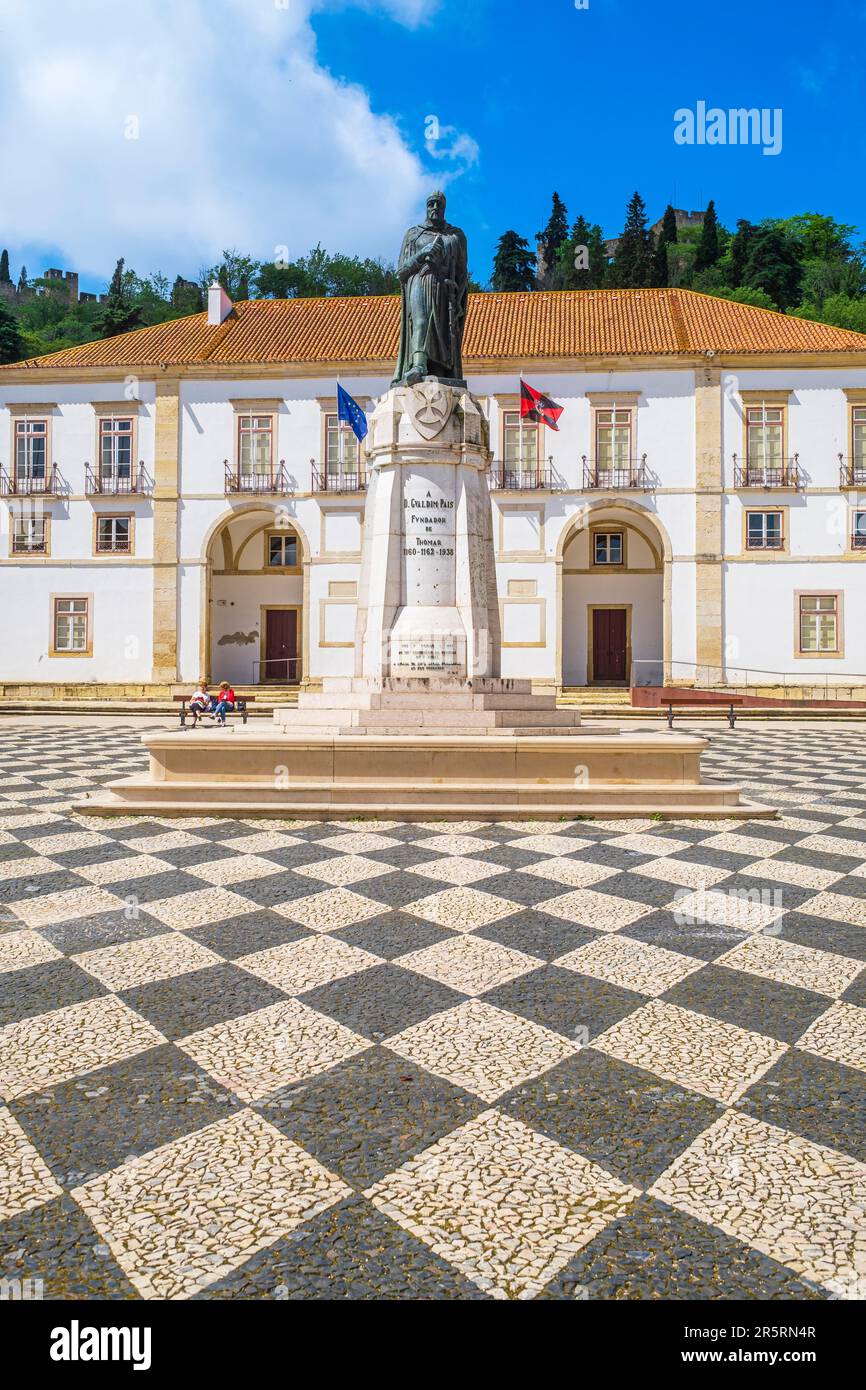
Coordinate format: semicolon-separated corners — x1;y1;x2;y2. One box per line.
189;681;211;728
209;680;236;727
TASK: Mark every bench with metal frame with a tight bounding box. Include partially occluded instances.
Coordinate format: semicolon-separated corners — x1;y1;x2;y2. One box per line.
174;694;253;728
665;694;744;730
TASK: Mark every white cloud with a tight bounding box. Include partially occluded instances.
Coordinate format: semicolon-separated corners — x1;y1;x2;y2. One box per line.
0;0;458;282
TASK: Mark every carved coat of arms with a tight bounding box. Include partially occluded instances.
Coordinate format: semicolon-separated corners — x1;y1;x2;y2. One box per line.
406;381;453;440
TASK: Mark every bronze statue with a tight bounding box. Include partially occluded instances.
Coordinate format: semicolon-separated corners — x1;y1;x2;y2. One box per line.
393;191;468;387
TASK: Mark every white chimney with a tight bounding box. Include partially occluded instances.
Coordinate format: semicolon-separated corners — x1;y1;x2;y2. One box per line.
207;281;233;326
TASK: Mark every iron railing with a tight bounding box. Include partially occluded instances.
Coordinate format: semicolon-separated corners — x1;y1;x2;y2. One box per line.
85;461;151;495
0;465;63;496
489;459;560;490
224;460;293;495
733;455;802;489
581;456;650;490
252;656;303;683
838;454;866;489
311;465;367;493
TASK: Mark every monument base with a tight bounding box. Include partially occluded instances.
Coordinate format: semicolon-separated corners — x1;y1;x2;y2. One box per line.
83;718;775;820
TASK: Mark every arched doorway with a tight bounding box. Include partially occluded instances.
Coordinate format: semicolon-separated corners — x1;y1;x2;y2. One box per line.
201;507;309;686
557;501;670;688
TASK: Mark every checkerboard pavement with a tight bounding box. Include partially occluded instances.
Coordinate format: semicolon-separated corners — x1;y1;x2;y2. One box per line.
0;722;865;1300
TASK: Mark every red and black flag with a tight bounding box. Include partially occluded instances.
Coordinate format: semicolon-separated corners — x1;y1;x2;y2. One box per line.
520;379;564;431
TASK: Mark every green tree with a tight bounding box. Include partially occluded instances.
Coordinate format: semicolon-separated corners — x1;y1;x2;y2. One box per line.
650;233;668;288
170;276;204;314
730;220;756;286
0;297;24;363
741;226;803;310
661;204;678;244
694;200;721;272
17;265;28;294
610;191;652;288
94;258;141;337
789;293;866;333
200;250;260;300
0;249;10;285
535;192;569;284
491;230;536;292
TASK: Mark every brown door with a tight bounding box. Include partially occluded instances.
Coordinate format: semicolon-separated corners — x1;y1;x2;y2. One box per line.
264;609;298;682
592;608;628;682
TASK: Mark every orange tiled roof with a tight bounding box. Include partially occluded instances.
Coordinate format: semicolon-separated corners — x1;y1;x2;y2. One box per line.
4;289;866;372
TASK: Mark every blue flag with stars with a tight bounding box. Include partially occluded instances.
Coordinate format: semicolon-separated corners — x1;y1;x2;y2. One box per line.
337;383;368;442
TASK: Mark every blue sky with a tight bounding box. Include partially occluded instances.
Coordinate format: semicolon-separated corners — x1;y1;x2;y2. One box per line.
1;0;863;294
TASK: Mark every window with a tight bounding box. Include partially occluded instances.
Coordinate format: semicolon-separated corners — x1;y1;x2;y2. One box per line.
53;597;89;653
746;405;784;477
267;532;298;568
593;531;624;565
325;414;359;477
798;594;839;654
852;510;866;551
98;417;134;483
238;415;273;478
502;411;539;473
95;515;132;553
746;510;784;550
14;419;47;483
595;409;632;473
11;512;47;554
853;407;866;477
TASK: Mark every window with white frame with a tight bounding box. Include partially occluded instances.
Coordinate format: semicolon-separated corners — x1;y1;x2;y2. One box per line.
502;410;539;473
95;516;132;553
53;597;89;653
746;510;784;550
853;407;866;472
99;417;134;483
746;405;784;474
595;408;632;472
238;415;273;478
325;414;359;477
852;509;866;551
593;531;624;565
14;419;47;483
798;594;839;654
11;512;47;554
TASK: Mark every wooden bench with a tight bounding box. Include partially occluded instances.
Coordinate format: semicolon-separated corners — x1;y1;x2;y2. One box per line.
173;695;253;728
664;694;745;730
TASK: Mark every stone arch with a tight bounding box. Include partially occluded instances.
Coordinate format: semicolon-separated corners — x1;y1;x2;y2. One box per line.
199;503;312;685
554;497;672;688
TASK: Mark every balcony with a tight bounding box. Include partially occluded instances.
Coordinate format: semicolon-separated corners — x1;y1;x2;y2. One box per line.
581;456;650;490
733;455;802;490
0;465;64;497
311;465;368;493
839;455;866;490
85;462;152;496
489;460;560;491
224;461;293;496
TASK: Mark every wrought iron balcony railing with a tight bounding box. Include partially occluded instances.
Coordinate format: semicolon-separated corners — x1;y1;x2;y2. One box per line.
733;455;801;489
839;455;866;490
224;461;293;495
85;462;151;496
311;465;368;493
581;456;649;490
489;460;561;490
0;465;64;496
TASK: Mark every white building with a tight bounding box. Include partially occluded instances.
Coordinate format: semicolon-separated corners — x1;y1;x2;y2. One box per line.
1;285;865;695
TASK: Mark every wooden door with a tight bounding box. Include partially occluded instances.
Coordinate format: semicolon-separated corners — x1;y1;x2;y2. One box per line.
264;609;298;682
592;608;628;683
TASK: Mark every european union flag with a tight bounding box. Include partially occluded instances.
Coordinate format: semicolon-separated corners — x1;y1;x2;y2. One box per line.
337;383;368;442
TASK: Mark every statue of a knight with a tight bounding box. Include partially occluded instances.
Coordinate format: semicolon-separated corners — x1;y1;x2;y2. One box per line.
392;191;468;387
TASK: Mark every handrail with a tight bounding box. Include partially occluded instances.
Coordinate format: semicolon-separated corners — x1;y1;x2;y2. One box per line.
631;657;866;697
311;464;367;493
0;464;64;496
838;454;866;489
251;656;303;683
489;458;561;490
224;460;293;495
581;456;649;490
732;454;801;489
85;461;151;495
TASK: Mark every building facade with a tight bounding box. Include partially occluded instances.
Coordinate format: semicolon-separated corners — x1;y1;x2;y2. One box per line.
1;286;865;695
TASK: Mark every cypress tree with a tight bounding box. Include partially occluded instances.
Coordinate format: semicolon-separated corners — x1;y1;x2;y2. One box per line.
730;220;755;286
17;266;27;294
610;192;653;288
651;233;668;288
94;258;141;337
0;250;10;284
661;204;678;244
491;230;537;292
535;192;569;284
0;298;24;364
694;199;721;271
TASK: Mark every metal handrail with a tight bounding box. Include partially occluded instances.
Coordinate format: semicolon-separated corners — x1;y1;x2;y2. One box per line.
581;456;649;490
489;458;561;490
85;461;151;495
311;464;367;493
631;657;866;698
733;454;801;489
251;657;303;683
224;460;293;495
838;454;866;489
0;464;64;496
